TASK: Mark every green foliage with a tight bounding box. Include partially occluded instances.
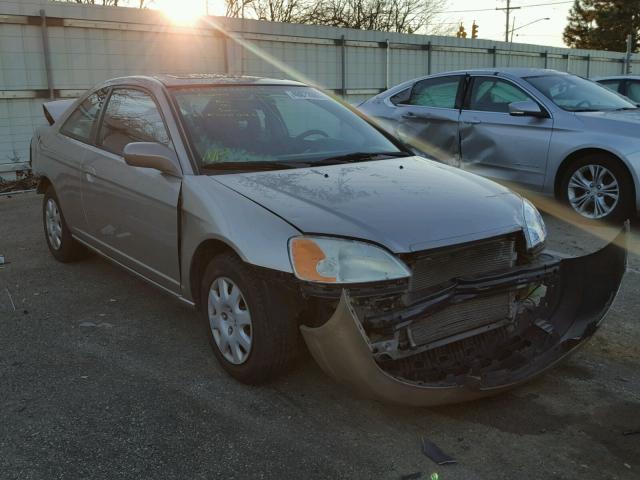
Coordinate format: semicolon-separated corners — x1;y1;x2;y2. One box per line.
563;0;640;52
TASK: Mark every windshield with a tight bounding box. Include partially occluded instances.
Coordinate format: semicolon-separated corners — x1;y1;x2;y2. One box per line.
171;85;403;170
525;74;637;112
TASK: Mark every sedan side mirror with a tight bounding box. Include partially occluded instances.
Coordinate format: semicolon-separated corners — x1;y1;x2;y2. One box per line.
508;100;546;118
123;142;182;177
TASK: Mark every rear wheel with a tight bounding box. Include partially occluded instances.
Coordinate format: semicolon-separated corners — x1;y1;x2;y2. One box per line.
42;186;87;262
560;154;634;222
199;253;298;384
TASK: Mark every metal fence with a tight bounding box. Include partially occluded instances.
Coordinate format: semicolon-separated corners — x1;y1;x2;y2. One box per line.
1;0;639;179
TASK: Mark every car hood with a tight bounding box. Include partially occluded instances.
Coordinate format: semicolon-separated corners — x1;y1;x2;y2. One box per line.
211;157;526;253
576;109;640;134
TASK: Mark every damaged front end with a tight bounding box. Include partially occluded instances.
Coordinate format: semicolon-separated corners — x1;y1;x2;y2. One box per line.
301;226;628;406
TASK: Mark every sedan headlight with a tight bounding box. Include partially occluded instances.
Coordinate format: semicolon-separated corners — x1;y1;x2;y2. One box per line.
523;199;547;250
289;236;411;284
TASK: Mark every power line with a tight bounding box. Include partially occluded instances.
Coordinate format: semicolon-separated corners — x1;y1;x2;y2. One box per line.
437;1;573;14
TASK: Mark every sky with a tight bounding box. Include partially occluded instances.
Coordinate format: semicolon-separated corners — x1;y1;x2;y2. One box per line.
136;0;573;49
433;0;573;47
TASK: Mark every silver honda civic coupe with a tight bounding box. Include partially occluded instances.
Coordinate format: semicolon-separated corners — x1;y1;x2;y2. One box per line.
31;74;626;406
359;68;640;221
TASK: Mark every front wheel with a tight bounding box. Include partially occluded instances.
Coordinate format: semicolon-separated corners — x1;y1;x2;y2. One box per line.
199;253;299;384
560;155;634;222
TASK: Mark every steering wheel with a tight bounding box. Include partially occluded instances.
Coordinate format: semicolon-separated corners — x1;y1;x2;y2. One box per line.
576;100;592;108
295;129;329;141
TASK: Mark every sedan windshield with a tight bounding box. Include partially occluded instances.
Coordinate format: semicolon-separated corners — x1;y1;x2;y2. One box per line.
525;74;638;112
171;85;404;170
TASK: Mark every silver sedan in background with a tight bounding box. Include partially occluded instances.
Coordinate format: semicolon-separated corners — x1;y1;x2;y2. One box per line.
595;75;640;104
359;68;640;221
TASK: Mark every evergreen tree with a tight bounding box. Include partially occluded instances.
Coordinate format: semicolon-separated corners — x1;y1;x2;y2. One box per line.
564;0;640;52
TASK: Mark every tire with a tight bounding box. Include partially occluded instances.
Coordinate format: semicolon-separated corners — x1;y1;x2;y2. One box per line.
42;186;87;262
560;154;634;222
199;253;299;384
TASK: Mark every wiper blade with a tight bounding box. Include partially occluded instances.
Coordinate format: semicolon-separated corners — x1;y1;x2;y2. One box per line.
313;151;411;166
202;161;308;172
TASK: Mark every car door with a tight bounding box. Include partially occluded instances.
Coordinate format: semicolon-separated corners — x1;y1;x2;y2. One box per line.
624;80;640;103
459;76;553;190
81;87;182;292
389;75;464;165
43;89;108;233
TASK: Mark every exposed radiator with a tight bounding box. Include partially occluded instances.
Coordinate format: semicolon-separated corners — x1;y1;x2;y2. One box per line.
408;293;513;348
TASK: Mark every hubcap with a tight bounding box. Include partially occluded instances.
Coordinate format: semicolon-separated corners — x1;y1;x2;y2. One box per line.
45;198;63;250
207;277;252;365
567;164;619;219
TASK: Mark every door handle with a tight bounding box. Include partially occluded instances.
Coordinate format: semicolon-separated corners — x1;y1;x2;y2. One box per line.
464;119;481;125
84;166;96;183
402;111;430;120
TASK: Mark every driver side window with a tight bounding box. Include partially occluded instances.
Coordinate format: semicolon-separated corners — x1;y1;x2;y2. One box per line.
98;88;172;157
469;77;532;113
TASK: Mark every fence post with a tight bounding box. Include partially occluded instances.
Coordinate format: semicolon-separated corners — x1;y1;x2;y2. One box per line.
566;54;570;73
492;46;497;68
543;50;548;69
39;9;54;100
340;35;346;96
385;39;390;90
425;41;432;75
222;34;229;74
625;34;633;74
586;54;591;78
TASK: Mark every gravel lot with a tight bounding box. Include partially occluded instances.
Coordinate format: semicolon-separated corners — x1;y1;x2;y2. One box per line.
1;192;639;480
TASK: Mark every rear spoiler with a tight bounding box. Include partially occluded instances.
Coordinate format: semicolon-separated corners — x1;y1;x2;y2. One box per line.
42;99;76;125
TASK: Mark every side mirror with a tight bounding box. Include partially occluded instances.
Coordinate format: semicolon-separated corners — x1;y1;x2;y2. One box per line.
508;100;546;118
123;142;182;177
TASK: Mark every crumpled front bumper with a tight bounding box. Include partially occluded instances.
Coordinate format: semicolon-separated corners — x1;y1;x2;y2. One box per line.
301;226;628;406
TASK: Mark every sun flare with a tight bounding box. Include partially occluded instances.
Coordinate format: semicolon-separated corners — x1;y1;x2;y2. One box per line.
155;0;205;26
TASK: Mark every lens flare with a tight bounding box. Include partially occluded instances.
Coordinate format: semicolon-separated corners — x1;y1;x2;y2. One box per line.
155;0;204;26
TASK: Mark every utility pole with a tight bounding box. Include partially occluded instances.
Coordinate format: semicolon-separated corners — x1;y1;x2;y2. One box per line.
497;0;521;42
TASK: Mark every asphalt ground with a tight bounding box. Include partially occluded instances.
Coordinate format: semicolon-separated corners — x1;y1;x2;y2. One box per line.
1;192;639;480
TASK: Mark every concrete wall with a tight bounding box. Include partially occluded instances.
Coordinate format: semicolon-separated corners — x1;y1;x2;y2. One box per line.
1;0;638;179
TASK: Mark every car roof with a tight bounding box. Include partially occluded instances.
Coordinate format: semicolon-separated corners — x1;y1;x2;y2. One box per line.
101;74;306;89
433;68;567;78
592;75;640;81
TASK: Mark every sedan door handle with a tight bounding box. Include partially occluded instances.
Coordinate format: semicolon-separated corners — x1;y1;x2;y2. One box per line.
463;119;481;125
84;166;97;183
402;111;430;119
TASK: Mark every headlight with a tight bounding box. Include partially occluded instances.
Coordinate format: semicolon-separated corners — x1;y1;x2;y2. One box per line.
522;199;547;250
288;236;411;284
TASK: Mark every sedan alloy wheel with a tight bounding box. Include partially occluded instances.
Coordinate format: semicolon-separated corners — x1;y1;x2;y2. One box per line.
567;164;620;219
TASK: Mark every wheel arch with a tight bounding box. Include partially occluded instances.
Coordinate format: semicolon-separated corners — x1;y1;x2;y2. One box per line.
188;238;239;309
36;176;52;194
554;148;636;202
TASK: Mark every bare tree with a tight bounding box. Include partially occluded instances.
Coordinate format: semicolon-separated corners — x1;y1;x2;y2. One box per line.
253;0;304;23
225;0;255;18
225;0;449;34
303;0;448;34
225;0;304;22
